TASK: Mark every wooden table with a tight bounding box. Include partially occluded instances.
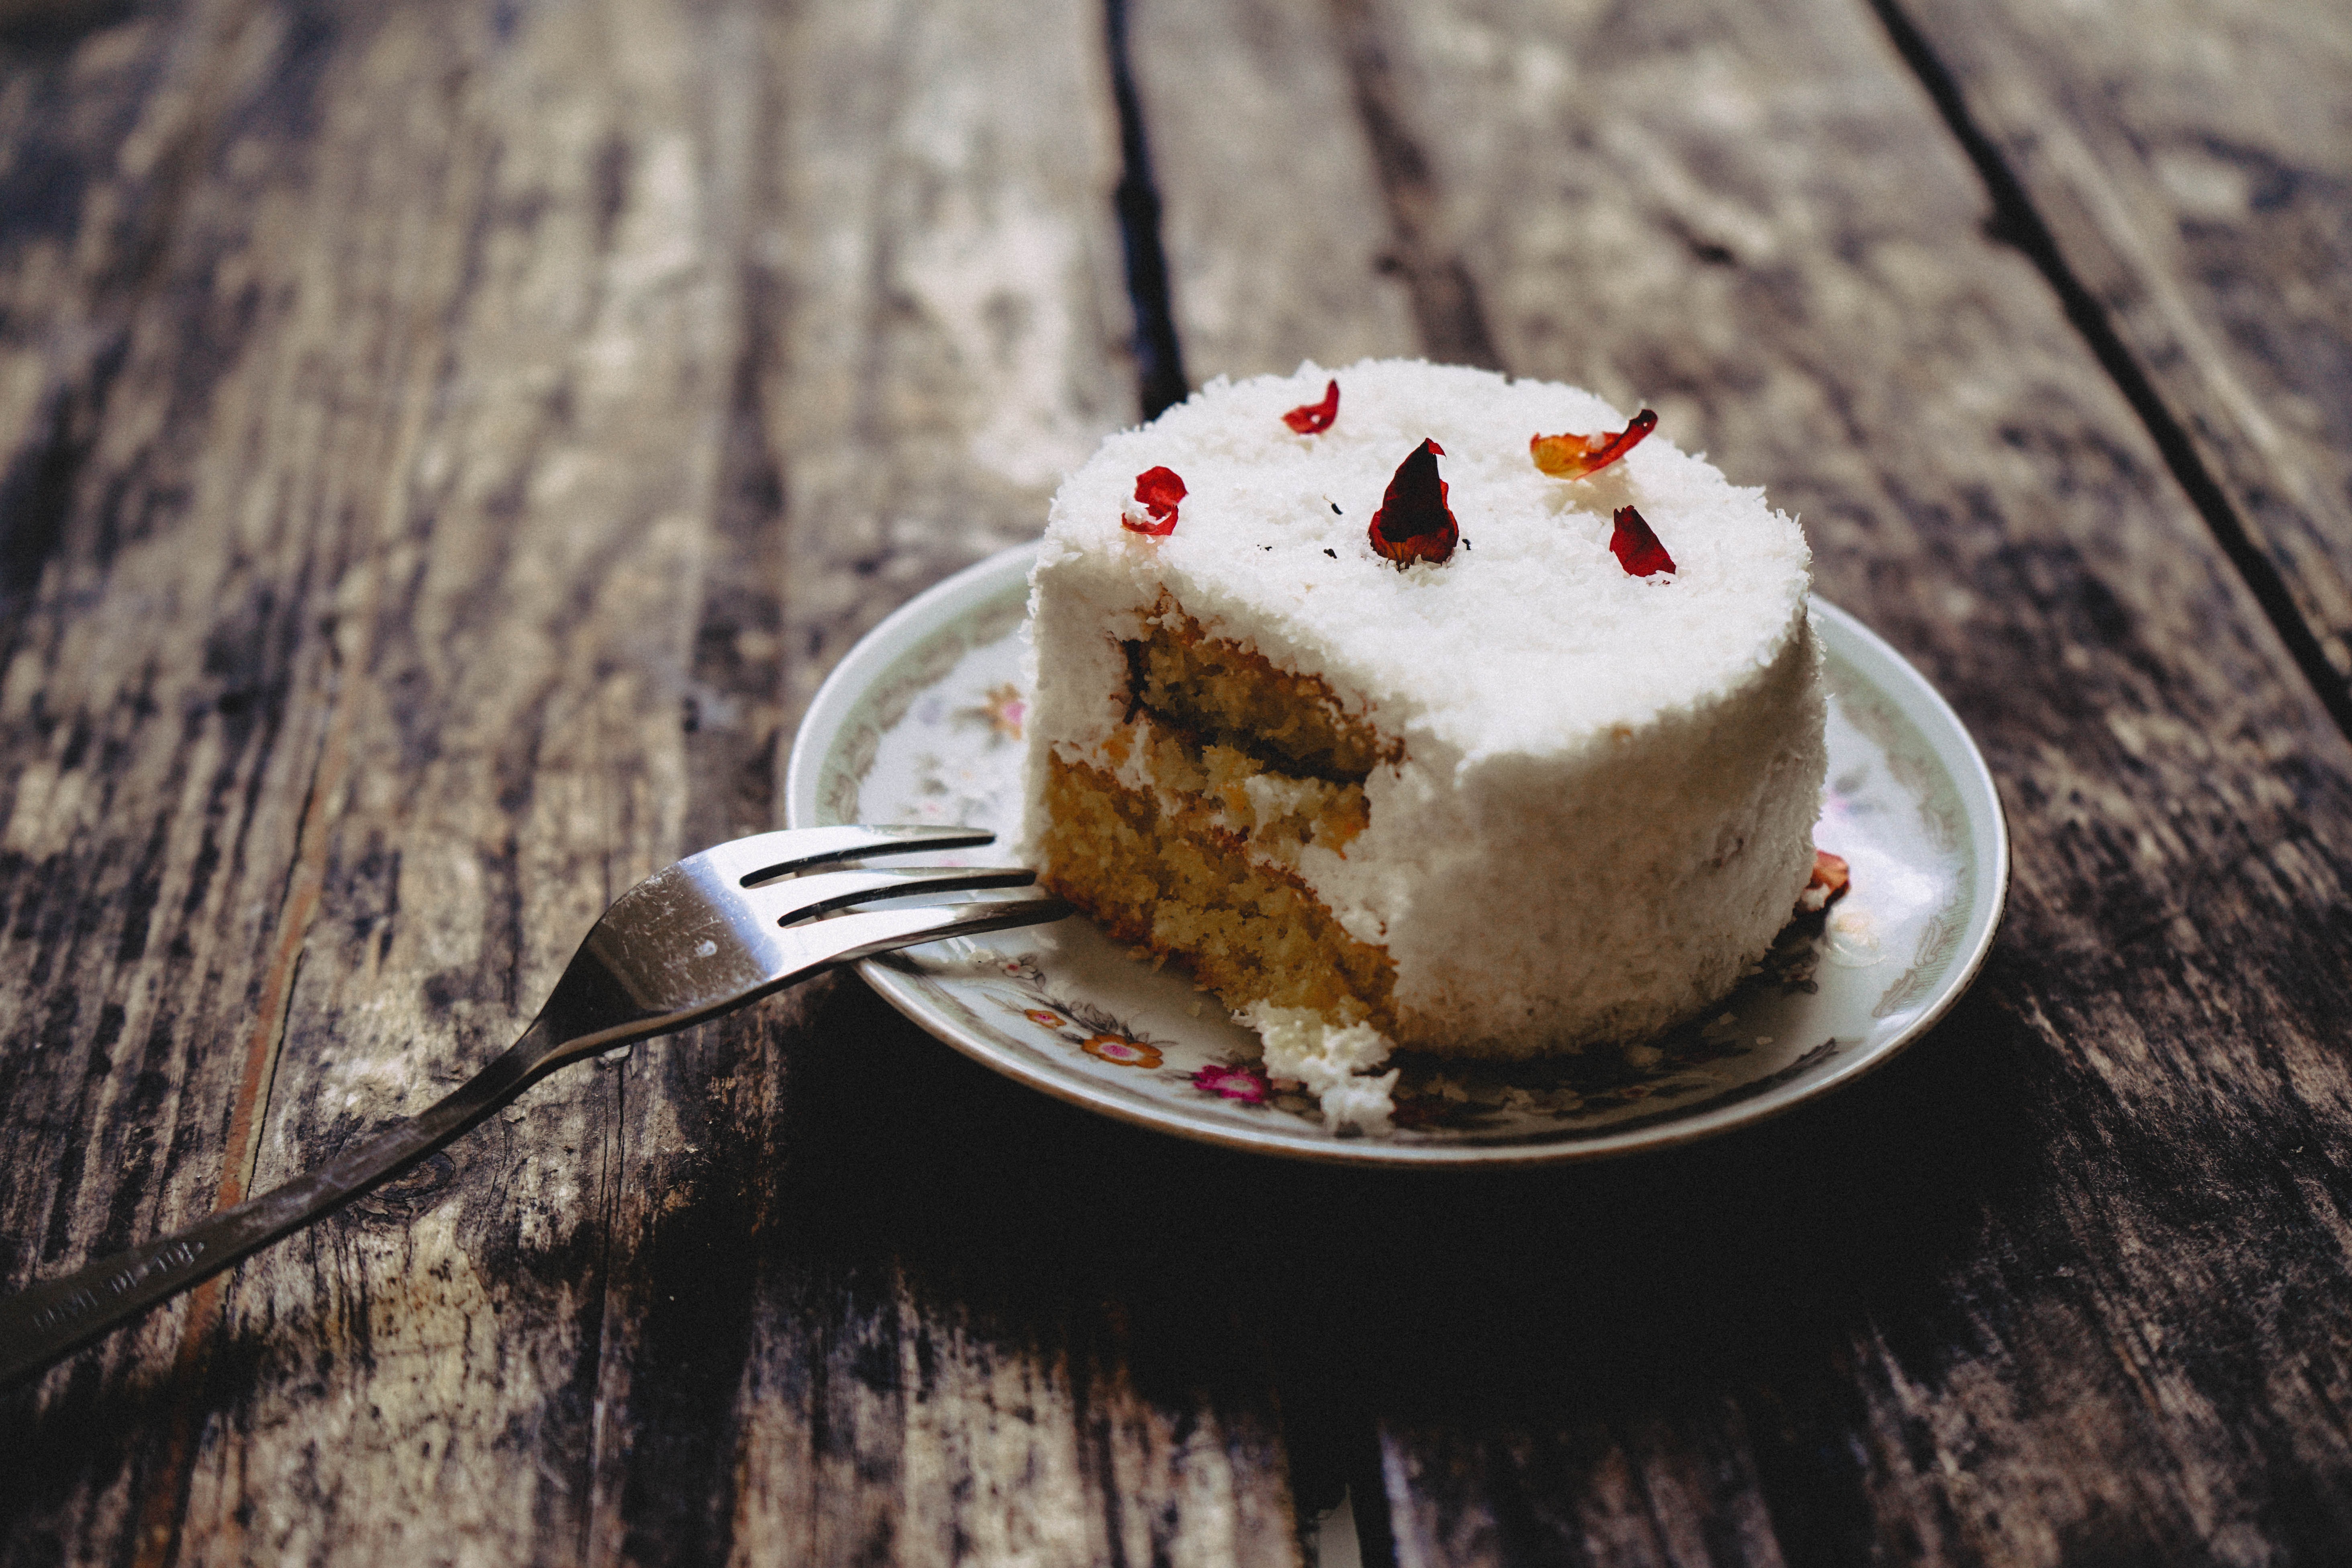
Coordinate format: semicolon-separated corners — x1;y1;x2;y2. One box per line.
3;0;2349;1560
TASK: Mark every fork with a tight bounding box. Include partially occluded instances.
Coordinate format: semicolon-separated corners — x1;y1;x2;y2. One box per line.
0;824;1066;1389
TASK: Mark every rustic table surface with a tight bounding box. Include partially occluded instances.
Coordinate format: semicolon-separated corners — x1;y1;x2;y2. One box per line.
4;0;2351;1562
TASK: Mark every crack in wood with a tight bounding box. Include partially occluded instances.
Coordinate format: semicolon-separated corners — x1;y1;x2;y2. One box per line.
1324;0;1500;371
1867;0;2352;741
12;0;2352;1560
1103;0;1190;418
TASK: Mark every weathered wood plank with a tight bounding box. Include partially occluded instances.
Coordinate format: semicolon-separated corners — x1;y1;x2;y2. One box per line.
19;0;2347;1559
0;0;416;1557
698;977;1320;1568
1127;0;2352;1560
0;0;1312;1563
1;0;740;1559
1368;0;2352;1552
1126;0;1417;382
1882;0;2352;705
176;0;753;1560
634;2;1304;1563
761;0;1139;729
0;4;173;537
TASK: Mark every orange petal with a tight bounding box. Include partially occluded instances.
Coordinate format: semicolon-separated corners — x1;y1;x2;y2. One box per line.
1531;408;1658;479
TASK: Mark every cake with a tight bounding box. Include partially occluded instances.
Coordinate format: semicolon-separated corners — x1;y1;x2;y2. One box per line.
1019;360;1826;1128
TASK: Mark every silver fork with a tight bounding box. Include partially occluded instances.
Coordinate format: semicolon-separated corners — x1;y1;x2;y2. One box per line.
0;824;1066;1388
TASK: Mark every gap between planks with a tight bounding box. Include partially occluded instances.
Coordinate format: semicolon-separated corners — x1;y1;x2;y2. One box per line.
1102;0;1189;419
1864;0;2352;743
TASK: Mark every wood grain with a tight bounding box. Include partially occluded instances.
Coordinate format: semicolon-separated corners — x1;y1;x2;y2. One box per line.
0;0;1307;1562
1882;0;2352;704
759;0;1137;731
10;0;2352;1560
592;2;1306;1564
2;0;738;1557
1125;0;1417;382
1129;0;2352;1560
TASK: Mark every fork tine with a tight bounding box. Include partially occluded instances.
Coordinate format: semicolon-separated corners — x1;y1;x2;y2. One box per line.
782;895;1074;971
694;824;997;887
751;864;1037;925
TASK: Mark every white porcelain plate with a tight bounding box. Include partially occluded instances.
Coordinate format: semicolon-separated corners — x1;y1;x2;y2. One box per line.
784;544;2008;1167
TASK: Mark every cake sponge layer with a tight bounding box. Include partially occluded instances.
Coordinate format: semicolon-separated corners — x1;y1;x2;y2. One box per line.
1038;753;1397;1025
1128;606;1393;780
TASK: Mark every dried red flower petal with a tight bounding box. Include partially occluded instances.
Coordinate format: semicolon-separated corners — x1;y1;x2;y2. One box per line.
1368;439;1457;567
1531;408;1658;480
1609;504;1675;577
1799;849;1852;913
1123;466;1185;536
1282;378;1340;434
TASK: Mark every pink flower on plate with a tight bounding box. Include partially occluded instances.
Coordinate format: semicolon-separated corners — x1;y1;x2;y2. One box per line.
1192;1062;1270;1104
1024;1008;1064;1029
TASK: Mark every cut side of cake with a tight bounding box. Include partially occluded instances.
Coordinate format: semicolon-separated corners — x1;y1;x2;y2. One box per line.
1020;360;1826;1125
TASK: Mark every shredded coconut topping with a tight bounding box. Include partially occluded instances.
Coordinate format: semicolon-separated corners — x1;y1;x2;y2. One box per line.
1243;1002;1399;1132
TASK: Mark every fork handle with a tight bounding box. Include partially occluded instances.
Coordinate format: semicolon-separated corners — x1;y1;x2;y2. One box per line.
0;1040;541;1389
2;893;1072;1388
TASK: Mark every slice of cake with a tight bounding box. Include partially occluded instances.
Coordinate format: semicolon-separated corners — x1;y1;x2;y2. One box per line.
1019;359;1825;1127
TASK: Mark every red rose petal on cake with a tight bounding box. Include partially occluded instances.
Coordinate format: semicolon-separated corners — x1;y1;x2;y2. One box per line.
1609;504;1675;577
1531;408;1658;480
1123;466;1186;536
1282;378;1341;434
1368;439;1458;566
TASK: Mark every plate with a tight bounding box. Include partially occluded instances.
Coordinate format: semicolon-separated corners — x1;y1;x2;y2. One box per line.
783;544;2008;1167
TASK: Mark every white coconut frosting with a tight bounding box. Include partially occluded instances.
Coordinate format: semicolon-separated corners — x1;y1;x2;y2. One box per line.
1021;359;1826;1082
